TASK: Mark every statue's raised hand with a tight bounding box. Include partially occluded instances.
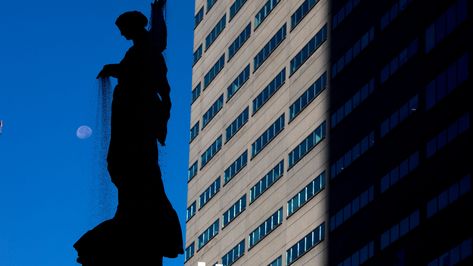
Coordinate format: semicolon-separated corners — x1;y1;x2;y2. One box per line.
97;64;120;79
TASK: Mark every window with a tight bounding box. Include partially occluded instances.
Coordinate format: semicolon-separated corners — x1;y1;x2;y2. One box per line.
222;240;245;266
204;54;225;89
286;223;325;265
289;71;327;121
380;0;413;30
332;0;362;30
380;151;419;193
380;38;418;84
253;68;286;115
331;78;375;128
337;241;374;266
201;135;223;169
226;107;249;143
426;113;470;158
190;122;200;143
250;160;284;203
255;0;281;29
222;195;246;228
254;24;287;71
198;219;219;249
426;175;471;218
288;121;326;169
192;83;201;104
207;0;217;13
194;7;204;28
380;209;419;250
268;256;282;266
229;0;247;21
290;24;327;75
330;186;374;231
205;14;226;50
330;131;375;179
287;172;325;217
186;201;197;222
224;150;248;184
185;242;195;262
202;94;224;129
249;208;283;248
188;160;198;182
428;238;473;266
227;64;250;101
193;44;203;66
291;0;320;30
228;23;251;61
199;177;221;209
380;95;418;138
332;26;374;78
252;114;285;158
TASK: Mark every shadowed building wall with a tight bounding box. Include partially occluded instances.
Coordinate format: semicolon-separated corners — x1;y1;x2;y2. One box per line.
186;0;331;265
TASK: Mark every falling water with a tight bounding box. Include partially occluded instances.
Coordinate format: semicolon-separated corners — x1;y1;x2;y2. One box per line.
94;77;115;219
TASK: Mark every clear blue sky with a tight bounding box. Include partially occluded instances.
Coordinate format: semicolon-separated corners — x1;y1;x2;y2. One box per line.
0;1;194;265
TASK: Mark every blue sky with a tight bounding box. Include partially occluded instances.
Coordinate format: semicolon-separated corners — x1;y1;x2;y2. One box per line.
0;1;194;265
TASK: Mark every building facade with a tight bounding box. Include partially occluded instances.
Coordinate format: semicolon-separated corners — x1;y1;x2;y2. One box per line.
186;0;472;265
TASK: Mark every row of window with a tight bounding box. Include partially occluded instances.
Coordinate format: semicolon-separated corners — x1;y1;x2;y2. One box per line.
226;107;249;143
425;0;467;53
380;209;420;250
186;201;197;222
224;150;248;184
380;0;413;31
332;26;375;79
254;0;281;29
222;194;246;228
380;151;419;194
248;208;283;248
194;7;204;28
428;238;472;266
222;240;245;266
289;71;327;122
227;64;250;101
184;241;195;263
426;113;470;159
254;24;287;72
199;177;221;209
206;14;226;50
291;0;320;31
201;135;223;169
190;122;200;143
425;53;469;110
380;94;418;138
228;23;251;62
290;24;328;76
250;160;284;204
330;185;374;231
287;172;325;217
207;0;217;13
204;54;225;89
330;131;375;179
331;78;375;128
286;223;325;265
268;255;282;266
380;38;418;84
288;121;327;169
337;241;374;266
229;0;247;21
198;219;219;250
193;44;203;66
251;114;285;158
253;68;286;115
188;160;198;182
202;94;224;129
192;83;201;104
332;0;361;30
427;175;471;219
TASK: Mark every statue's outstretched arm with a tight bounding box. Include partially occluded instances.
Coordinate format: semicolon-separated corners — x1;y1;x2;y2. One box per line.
151;0;167;52
97;64;121;79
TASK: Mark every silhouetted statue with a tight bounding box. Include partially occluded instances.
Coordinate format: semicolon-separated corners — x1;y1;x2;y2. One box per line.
74;0;183;264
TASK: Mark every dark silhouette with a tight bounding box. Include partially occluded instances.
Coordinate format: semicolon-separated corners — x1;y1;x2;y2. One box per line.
74;1;183;264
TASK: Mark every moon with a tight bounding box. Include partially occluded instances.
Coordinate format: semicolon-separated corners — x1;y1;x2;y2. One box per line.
76;125;93;139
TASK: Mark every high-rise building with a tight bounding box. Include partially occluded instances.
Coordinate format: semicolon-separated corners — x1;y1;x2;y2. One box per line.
186;0;472;265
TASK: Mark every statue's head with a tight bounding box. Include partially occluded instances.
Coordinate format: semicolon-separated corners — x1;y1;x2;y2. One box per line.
115;11;148;40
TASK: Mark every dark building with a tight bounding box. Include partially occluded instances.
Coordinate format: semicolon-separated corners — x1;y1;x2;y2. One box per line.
328;0;472;265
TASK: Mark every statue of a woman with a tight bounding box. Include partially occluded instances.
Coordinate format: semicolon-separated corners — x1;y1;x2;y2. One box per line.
74;1;183;264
